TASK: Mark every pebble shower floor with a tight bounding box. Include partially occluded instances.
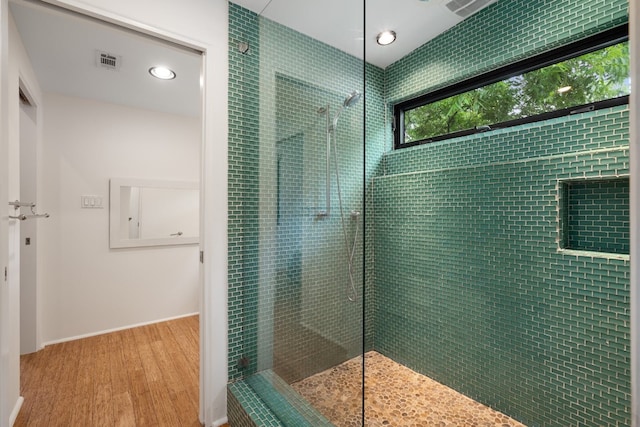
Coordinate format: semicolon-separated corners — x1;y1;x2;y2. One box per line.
291;352;526;427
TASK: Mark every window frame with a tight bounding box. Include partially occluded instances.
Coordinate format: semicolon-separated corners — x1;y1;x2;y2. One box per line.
393;24;629;150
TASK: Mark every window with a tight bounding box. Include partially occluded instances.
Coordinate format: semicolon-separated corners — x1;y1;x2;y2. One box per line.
394;25;629;149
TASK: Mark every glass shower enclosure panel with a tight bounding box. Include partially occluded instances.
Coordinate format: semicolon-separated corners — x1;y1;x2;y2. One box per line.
242;1;365;425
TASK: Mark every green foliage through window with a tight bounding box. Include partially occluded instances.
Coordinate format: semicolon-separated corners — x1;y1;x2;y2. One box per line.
399;35;629;147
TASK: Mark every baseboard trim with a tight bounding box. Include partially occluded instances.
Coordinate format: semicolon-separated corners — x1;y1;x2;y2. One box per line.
212;416;228;427
9;396;24;426
41;312;200;347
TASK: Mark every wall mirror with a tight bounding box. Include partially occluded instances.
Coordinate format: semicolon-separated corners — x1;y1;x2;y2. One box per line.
110;178;199;248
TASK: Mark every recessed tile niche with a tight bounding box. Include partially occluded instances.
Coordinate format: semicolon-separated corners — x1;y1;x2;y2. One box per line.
559;177;629;255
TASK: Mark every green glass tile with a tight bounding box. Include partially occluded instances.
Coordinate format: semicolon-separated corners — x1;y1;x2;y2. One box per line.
228;0;630;426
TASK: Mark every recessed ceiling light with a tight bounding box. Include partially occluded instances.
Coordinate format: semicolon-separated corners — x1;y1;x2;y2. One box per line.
557;85;572;93
149;66;176;80
376;30;396;46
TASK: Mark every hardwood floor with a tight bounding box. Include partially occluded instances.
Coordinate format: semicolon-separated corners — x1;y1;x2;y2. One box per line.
15;315;202;427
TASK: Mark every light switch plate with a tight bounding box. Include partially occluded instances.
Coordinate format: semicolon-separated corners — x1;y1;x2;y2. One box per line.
81;195;103;209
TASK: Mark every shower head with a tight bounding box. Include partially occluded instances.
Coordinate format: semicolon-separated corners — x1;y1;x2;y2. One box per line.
343;90;362;108
331;90;362;131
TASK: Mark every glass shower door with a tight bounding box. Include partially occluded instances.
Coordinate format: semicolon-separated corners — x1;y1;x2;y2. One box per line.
229;1;366;425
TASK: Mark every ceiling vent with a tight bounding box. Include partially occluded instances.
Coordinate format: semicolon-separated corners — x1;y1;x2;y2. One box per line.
445;0;497;18
95;50;121;71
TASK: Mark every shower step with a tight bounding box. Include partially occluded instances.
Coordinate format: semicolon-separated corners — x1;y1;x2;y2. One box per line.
273;322;348;384
228;369;333;427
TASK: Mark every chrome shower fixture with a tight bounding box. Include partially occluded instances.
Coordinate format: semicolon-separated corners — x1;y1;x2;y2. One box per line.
316;90;363;302
318;89;363;218
343;90;362;108
331;90;362;131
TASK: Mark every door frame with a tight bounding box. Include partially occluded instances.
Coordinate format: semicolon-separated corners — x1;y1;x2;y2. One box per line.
1;0;229;425
17;79;41;356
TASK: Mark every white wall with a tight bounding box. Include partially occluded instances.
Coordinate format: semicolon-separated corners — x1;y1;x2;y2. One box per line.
5;13;22;425
3;9;44;425
40;92;201;342
0;0;9;421
0;0;229;425
45;2;231;424
19;101;38;355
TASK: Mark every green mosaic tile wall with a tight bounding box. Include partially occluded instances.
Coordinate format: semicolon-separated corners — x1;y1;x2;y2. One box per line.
562;178;630;254
364;61;387;351
228;370;334;427
374;110;630;426
255;14;365;382
376;1;630;425
230;0;631;425
385;0;629;104
229;2;261;381
228;0;369;388
228;379;281;427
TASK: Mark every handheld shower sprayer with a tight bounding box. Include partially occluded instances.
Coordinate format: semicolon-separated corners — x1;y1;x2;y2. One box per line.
318;90;363;219
320;90;363;302
331;90;362;131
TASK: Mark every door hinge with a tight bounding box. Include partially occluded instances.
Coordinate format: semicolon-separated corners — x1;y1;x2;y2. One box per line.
4;267;7;281
200;251;204;264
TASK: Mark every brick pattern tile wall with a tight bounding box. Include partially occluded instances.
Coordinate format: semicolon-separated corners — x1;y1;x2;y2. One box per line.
376;0;630;424
228;2;368;385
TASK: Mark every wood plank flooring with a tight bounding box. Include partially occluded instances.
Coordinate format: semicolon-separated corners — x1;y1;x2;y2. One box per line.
15;315;202;427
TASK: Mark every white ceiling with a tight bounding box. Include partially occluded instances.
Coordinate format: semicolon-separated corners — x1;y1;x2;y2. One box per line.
230;0;481;69
10;0;494;116
10;1;202;117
